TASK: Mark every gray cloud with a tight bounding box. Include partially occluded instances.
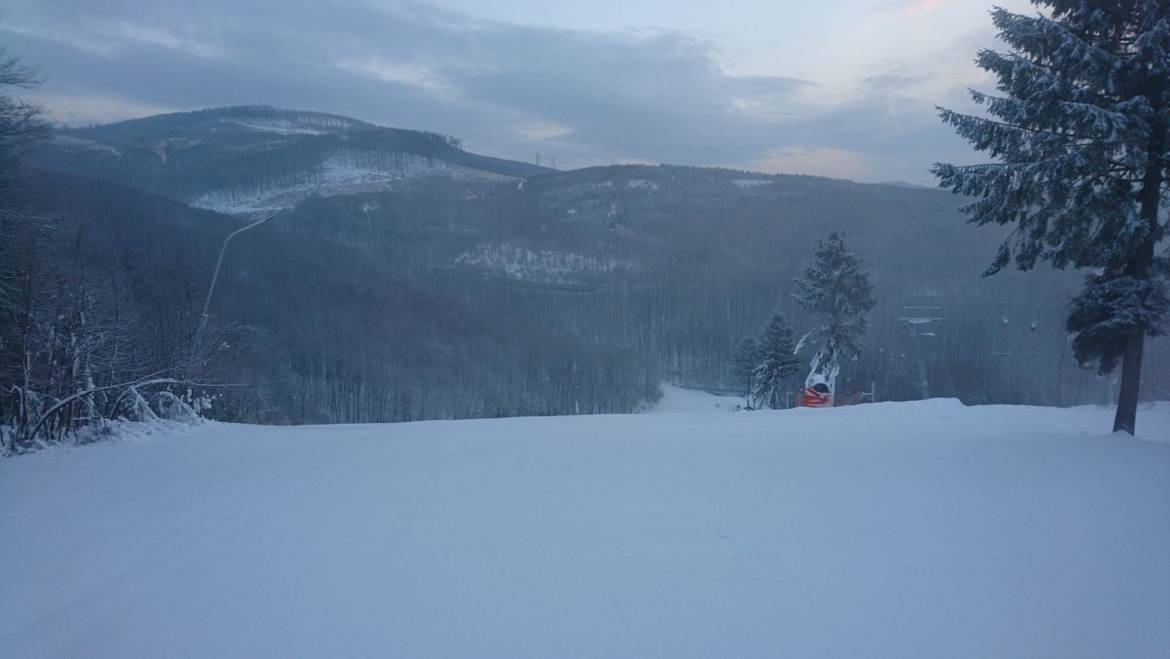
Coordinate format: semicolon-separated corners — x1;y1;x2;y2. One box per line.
2;0;982;183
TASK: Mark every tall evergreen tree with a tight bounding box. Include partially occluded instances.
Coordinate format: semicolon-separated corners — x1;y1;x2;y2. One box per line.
730;337;760;407
752;312;802;409
932;0;1169;434
794;232;875;398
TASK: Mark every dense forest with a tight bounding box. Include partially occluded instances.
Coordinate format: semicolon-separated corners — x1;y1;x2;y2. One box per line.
4;105;1169;450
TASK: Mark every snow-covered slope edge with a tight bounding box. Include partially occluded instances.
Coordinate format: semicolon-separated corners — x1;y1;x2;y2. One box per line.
192;152;514;214
645;383;744;412
2;400;1167;659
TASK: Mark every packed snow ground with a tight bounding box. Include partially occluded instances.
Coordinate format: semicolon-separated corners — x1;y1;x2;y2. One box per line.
647;383;743;412
2;399;1169;658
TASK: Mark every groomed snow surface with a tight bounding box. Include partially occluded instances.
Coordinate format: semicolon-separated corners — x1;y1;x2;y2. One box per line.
648;383;743;413
3;395;1169;658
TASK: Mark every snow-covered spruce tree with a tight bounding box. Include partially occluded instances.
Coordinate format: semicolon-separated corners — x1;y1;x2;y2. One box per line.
752;312;802;409
730;337;761;407
932;0;1169;434
793;232;875;401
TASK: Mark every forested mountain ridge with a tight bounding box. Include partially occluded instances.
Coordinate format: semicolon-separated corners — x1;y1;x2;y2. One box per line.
10;171;657;424
31;105;551;214
15;106;1168;426
33;108;997;291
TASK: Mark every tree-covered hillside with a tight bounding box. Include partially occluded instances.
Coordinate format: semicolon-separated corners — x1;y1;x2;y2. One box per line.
12;107;1169;429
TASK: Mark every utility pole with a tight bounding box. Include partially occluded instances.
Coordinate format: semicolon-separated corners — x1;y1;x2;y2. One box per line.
899;305;943;399
188;214;278;374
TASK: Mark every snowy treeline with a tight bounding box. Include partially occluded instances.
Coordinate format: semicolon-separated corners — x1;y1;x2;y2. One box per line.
729;233;875;409
730;312;801;409
793;232;876;401
4;173;664;433
0;55;211;451
0;189;223;451
455;242;635;283
31;105;1169;416
4;165;1154;443
4;18;1169;447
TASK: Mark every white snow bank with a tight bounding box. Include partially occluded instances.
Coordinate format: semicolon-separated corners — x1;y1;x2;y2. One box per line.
2;401;1168;658
647;383;743;413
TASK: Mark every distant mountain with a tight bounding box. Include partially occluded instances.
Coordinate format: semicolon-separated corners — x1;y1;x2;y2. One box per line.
875;180;934;190
34;105;551;214
23;106;1129;422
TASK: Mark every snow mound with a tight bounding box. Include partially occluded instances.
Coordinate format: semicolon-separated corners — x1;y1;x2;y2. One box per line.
646;383;743;413
2;401;1168;658
732;178;772;188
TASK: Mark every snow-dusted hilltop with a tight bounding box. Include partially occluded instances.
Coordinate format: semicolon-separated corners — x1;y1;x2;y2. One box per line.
3;400;1168;658
34;105;550;213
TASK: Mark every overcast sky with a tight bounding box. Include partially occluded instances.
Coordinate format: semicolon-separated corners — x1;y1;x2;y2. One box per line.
1;0;1036;184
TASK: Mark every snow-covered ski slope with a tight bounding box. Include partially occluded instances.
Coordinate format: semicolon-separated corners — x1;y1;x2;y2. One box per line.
2;399;1168;659
647;383;743;412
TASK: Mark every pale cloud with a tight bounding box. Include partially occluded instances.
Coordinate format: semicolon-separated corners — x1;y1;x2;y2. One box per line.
513;121;573;141
0;22;118;57
336;57;453;95
881;0;949;18
745;146;874;180
1;0;1013;184
28;91;177;126
89;20;225;58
